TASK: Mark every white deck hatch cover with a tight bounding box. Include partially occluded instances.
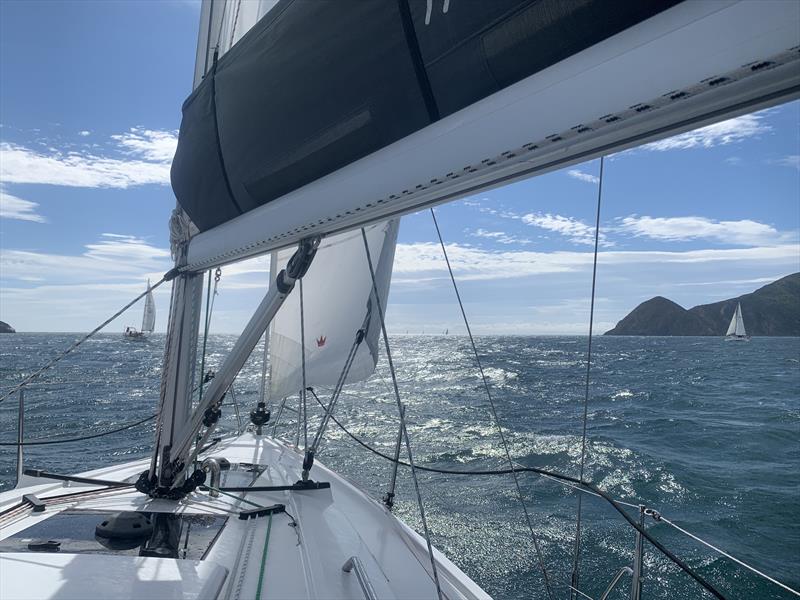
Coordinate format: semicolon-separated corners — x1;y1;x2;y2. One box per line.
0;553;227;600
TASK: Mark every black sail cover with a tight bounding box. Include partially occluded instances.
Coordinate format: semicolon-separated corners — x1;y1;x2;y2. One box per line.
171;0;681;232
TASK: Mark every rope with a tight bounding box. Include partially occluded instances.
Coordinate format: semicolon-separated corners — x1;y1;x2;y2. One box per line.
429;207;555;600
659;516;800;597
255;513;273;600
361;227;444;600
0;414;156;446
571;155;605;597
308;393;729;600
0;275;170;404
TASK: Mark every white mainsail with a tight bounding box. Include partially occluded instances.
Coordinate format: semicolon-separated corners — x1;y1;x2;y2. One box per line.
725;302;747;337
141;280;156;333
269;220;398;400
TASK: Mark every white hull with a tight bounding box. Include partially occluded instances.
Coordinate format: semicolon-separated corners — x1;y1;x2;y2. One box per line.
0;433;490;600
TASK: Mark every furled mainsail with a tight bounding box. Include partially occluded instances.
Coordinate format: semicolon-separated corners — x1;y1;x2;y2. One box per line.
171;0;680;233
268;220;398;400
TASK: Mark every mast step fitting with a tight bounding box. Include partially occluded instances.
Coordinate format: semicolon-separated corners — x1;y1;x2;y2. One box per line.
239;503;286;520
135;468;206;500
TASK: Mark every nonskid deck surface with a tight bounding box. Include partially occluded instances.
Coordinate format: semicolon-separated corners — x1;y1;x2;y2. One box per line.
0;433;490;600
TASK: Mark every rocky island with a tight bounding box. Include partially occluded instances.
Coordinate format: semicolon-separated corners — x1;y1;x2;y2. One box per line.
605;272;800;336
0;321;16;334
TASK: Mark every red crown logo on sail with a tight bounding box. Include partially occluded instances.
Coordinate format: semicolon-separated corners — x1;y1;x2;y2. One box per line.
317;336;326;347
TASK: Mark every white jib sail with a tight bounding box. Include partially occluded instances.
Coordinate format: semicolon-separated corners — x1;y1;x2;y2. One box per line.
141;280;156;333
726;302;746;336
269;220;399;400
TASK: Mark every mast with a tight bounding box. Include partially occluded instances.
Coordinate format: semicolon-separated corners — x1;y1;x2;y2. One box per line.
146;0;227;490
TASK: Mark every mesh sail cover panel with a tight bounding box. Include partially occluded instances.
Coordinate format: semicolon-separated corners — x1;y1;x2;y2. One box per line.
171;0;680;232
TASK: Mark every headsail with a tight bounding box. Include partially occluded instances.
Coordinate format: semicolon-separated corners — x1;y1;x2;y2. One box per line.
269;220;398;400
726;302;746;337
141;280;156;333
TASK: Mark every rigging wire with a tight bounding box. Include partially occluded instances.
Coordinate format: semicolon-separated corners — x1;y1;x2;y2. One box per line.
229;0;243;47
306;390;736;600
429;207;555;600
299;278;308;450
0;414;157;446
0;274;171;405
361;228;444;600
658;516;800;598
198;267;222;404
198;271;213;403
570;156;605;598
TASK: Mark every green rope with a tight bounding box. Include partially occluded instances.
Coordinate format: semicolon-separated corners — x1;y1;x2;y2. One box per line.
255;514;273;600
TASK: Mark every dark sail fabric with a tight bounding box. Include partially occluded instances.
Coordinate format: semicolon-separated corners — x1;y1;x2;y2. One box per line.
172;0;681;232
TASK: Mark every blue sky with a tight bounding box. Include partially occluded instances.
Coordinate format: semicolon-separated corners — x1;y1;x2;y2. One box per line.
1;1;798;334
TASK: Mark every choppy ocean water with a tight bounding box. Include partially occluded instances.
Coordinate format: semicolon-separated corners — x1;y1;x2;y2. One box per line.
0;333;798;599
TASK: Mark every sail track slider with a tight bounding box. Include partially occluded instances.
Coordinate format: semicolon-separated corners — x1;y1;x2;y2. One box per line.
211;481;330;493
22;493;46;512
238;503;286;520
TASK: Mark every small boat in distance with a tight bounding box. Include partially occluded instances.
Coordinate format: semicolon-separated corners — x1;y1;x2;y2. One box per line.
725;302;750;341
124;280;155;339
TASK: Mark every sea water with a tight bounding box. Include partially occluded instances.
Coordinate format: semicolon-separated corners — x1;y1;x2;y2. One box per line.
1;333;798;599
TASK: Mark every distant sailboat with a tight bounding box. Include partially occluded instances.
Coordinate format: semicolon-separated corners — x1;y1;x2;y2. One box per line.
725;302;750;341
124;280;156;339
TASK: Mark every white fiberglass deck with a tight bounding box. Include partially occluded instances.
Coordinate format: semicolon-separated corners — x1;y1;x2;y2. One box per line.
0;433;490;600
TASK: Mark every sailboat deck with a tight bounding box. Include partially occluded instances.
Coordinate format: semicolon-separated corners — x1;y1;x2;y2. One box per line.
0;433;490;600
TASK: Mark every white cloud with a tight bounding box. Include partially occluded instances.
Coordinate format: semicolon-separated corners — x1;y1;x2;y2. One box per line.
0;127;177;188
111;127;178;162
773;155;800;170
642;113;770;151
521;212;611;247
0;234;171;284
392;242;799;282
617;215;795;246
567;169;599;184
78;130;91;137
0;185;45;223
470;228;531;245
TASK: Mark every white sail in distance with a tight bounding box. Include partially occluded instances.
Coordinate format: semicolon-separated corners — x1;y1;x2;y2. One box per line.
726;302;746;337
269;220;399;400
141;280;156;333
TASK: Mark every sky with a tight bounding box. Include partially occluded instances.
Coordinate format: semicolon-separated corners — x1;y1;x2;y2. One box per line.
1;1;798;335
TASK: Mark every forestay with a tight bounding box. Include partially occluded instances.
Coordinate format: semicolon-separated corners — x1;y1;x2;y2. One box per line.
269;221;398;400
